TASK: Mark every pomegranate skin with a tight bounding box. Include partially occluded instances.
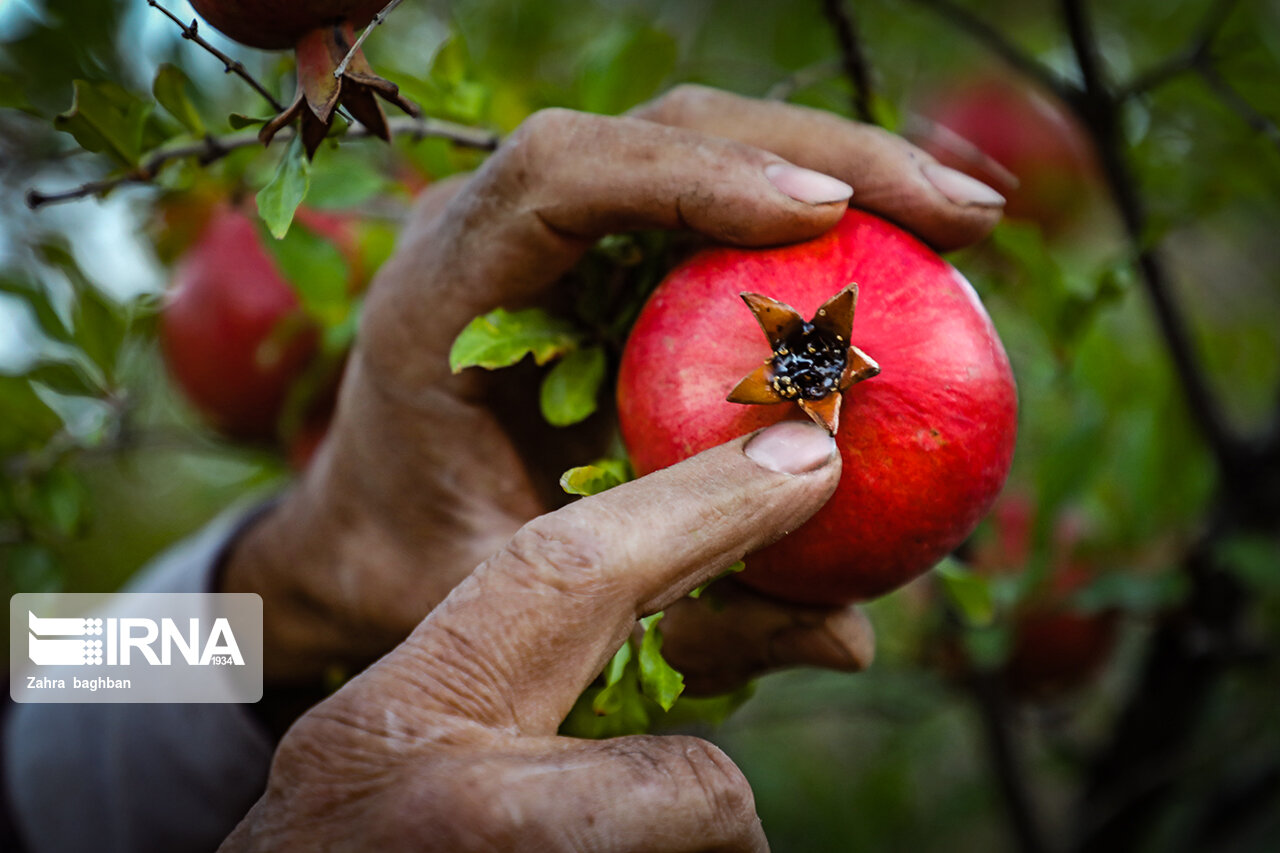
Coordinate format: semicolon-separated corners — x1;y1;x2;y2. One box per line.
188;0;388;50
617;210;1018;605
159;207;318;441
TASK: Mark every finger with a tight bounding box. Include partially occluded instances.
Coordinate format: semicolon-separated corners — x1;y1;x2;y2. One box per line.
483;735;769;853
371;735;767;851
633;84;1004;252
359;108;852;389
373;420;841;734
659;582;875;696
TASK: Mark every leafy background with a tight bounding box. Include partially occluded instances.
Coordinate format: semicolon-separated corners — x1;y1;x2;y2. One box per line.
2;0;1279;850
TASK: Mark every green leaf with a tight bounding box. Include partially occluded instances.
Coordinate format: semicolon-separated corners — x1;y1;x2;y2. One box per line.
637;613;685;711
25;360;103;397
540;345;606;427
689;560;745;599
152;63;205;135
936;558;996;627
1215;534;1280;595
71;283;126;383
256;134;312;239
0;276;72;343
0;73;36;114
559;458;633;497
53;80;152;167
0;376;63;453
229;113;269;129
1071;569;1190;613
579;25;678;115
261;217;351;328
449;308;579;373
28;467;88;539
591;642;634;716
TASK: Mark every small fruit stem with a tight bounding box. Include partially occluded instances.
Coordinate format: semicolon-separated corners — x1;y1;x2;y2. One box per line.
333;0;406;79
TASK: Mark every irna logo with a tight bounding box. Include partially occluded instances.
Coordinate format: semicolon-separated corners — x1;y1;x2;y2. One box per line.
27;611;245;667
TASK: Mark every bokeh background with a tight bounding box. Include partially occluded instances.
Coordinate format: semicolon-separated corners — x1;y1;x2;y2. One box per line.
2;0;1279;850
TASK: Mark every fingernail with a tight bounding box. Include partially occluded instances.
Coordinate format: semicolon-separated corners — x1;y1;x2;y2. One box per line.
765;162;853;205
745;421;837;474
922;162;1006;208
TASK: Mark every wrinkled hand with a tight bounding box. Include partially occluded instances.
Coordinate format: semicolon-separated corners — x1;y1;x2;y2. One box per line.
222;420;852;852
223;85;1003;685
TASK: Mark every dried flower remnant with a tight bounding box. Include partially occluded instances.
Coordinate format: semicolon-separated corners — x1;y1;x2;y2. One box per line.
727;283;879;434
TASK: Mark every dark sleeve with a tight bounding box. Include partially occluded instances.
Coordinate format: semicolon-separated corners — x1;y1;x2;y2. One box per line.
3;505;277;853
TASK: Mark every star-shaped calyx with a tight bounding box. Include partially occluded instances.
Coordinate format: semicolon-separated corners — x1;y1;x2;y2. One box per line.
727;282;880;435
260;21;419;159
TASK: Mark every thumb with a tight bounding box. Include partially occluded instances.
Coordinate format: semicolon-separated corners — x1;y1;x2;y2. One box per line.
367;420;841;735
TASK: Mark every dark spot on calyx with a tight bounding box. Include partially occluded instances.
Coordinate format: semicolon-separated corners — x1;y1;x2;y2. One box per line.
770;322;846;401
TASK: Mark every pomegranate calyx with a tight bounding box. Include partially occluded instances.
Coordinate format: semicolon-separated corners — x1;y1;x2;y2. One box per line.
259;21;420;158
726;282;879;435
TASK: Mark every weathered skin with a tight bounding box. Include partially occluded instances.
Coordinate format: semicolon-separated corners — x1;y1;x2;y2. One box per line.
618;210;1019;604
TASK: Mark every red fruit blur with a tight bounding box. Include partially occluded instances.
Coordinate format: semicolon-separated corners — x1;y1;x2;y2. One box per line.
617;210;1019;605
914;74;1100;233
974;493;1119;699
186;0;387;50
159;206;319;441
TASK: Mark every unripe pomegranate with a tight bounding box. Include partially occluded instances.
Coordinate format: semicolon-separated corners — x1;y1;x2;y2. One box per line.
159;206;319;441
617;210;1018;605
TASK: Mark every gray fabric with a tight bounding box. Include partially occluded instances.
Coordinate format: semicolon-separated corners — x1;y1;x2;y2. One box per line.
4;505;276;853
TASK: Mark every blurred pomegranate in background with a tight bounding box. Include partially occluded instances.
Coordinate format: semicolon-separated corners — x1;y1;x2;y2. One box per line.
912;73;1101;235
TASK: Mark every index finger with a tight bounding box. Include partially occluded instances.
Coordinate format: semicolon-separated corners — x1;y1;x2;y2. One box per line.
633;85;1005;252
366;420;842;736
358;108;853;390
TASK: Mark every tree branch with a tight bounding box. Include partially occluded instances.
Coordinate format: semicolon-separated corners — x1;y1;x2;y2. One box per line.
819;0;876;123
969;674;1052;853
26;117;500;209
147;0;285;112
1195;62;1280;154
334;0;405;79
1118;0;1240;97
1057;0;1241;479
901;0;1070;102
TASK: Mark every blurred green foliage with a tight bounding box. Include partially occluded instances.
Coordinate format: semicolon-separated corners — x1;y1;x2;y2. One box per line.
2;0;1279;850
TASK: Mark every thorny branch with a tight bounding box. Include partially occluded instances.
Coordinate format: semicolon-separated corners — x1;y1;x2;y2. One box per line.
334;0;406;79
819;0;877;124
26;117;500;209
146;0;285;112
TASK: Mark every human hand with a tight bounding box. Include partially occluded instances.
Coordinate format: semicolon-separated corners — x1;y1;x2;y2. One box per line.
221;420;856;852
223;85;1003;685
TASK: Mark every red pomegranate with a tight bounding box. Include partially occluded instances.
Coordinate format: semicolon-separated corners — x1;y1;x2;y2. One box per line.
913;74;1100;233
617;210;1018;605
186;1;387;50
159;205;319;441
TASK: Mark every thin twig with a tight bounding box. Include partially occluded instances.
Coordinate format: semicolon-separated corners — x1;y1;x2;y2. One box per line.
902;0;1070;102
819;0;876;123
1119;0;1240;97
334;0;406;79
147;0;285;112
1196;63;1280;153
27;117;500;208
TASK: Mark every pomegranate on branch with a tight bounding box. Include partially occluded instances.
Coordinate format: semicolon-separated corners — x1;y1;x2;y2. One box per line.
188;0;418;156
617;210;1018;605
